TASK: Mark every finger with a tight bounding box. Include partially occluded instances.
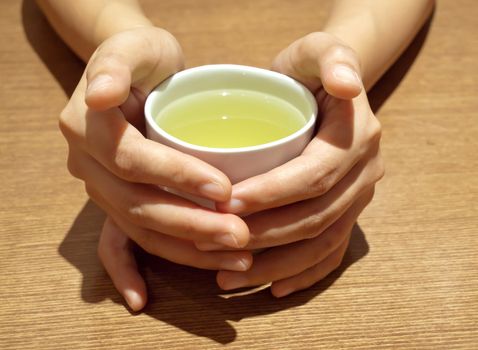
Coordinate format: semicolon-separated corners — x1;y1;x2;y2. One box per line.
216;189;372;290
61;88;232;202
106;209;253;272
85;27;183;110
217;92;383;215
272;32;362;99
98;216;147;311
241;154;380;250
76;149;249;248
216;221;348;291
271;235;350;298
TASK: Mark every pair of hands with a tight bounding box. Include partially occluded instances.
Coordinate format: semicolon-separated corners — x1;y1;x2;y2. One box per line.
60;27;383;311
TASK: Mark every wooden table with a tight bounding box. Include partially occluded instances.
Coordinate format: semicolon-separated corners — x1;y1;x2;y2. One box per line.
1;1;477;348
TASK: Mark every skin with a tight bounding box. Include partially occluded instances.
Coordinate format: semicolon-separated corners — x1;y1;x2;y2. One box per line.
37;0;435;311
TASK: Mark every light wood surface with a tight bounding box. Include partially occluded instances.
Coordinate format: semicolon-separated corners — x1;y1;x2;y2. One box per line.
1;1;477;349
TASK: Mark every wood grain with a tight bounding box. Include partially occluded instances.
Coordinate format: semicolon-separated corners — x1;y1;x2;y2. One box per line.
1;0;477;349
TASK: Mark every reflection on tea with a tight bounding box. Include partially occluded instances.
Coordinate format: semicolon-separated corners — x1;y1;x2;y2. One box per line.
155;89;306;148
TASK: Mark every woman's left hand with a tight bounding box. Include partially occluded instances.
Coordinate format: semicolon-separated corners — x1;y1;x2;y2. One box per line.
214;32;385;297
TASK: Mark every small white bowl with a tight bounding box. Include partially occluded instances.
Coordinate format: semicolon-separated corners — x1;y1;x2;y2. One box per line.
145;64;317;184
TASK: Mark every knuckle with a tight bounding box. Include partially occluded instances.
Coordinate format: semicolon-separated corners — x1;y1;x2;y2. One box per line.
58;105;75;140
326;44;358;64
309;176;332;197
310;227;347;264
367;117;383;145
87;50;126;82
321;234;337;255
325;43;360;69
302;230;318;240
112;143;142;181
301;32;326;50
306;162;334;196
302;225;319;240
291;32;324;72
159;30;185;72
367;153;385;185
123;194;148;226
177;215;197;237
303;31;322;42
90;46;123;68
364;186;376;206
300;213;327;240
361;118;385;185
375;157;386;182
66;151;82;179
168;162;188;187
327;45;348;60
298;218;316;240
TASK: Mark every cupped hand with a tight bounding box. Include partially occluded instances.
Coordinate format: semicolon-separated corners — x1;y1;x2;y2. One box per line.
61;27;251;311
215;32;384;297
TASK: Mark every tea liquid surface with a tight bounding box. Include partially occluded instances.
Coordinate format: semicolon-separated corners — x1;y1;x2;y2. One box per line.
155;89;306;148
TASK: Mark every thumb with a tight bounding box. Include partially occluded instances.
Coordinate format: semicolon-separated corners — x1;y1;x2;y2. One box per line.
84;27;184;111
85;53;132;111
272;32;362;99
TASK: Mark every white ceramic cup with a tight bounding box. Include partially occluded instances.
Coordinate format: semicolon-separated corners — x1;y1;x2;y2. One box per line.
145;64;317;189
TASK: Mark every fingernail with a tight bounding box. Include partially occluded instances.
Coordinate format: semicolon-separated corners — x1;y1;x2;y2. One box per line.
199;182;226;200
273;286;294;298
225;198;245;213
221;274;249;290
221;257;250;271
87;74;113;95
214;232;240;248
332;65;360;86
123;289;143;311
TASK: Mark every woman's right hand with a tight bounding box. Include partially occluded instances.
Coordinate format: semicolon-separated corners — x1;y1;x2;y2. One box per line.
60;27;251;310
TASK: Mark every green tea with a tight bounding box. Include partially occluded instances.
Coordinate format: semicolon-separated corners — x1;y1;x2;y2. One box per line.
155;89;306;148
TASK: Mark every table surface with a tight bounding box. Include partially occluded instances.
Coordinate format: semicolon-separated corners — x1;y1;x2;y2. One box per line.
1;1;477;349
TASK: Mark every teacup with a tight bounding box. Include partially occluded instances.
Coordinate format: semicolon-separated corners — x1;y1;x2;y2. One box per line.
145;64;317;191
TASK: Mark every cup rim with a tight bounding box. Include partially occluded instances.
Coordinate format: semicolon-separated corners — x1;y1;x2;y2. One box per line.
144;64;317;154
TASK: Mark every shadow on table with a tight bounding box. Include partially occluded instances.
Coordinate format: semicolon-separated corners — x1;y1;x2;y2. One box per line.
21;0;84;97
368;11;434;113
59;200;369;344
23;0;434;344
